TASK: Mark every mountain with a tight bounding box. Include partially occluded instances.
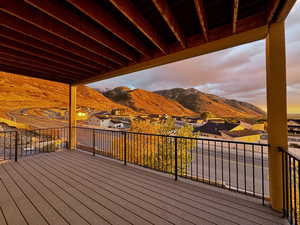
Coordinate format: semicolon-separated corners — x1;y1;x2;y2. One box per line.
0;72;265;120
0;72;132;118
155;88;265;118
103;87;195;116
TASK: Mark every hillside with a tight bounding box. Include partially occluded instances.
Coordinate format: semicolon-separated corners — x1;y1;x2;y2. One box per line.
0;72;132;118
155;88;265;118
103;87;195;116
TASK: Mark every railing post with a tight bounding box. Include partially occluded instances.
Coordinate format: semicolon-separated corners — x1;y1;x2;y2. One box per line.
175;137;178;181
92;129;96;156
15;131;18;162
123;132;127;165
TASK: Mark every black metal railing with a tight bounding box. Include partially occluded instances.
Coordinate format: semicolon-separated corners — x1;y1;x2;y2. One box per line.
76;127;269;203
280;147;300;225
0;127;69;161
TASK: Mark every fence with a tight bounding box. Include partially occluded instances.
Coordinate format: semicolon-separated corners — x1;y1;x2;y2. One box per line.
76;127;269;203
3;126;300;224
280;147;300;225
0;127;68;161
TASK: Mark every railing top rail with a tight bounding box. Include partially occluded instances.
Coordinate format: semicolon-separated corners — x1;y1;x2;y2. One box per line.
27;127;68;131
278;146;300;161
75;126;269;147
0;130;17;134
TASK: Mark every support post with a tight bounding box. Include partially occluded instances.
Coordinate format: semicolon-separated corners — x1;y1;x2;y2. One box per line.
266;21;288;212
69;84;77;150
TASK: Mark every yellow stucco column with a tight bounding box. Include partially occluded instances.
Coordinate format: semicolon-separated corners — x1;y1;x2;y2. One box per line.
69;84;77;150
266;21;288;212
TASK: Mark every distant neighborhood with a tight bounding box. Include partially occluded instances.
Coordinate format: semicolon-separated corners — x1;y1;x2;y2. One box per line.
2;105;300;148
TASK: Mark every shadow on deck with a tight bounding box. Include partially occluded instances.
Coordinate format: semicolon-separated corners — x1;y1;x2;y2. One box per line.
0;150;287;225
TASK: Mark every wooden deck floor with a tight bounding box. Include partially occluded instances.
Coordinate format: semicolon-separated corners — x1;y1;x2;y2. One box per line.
0;150;287;225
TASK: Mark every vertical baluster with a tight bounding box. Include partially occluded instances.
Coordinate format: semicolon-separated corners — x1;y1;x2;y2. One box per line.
9;132;12;159
282;150;286;217
289;156;293;223
298;158;300;224
185;139;187;178
139;134;142;166
261;145;265;205
158;135;161;171
202;140;204;181
124;132;127;165
208;140;211;184
4;132;6;160
244;144;246;194
196;139;199;180
286;152;290;221
14;131;18;162
215;141;217;184
175;137;178;181
152;135;155;169
252;144;255;196
93;129;95;156
236;143;238;191
191;139;193;179
229;142;231;190
221;141;224;186
293;158;297;224
180;138;183;177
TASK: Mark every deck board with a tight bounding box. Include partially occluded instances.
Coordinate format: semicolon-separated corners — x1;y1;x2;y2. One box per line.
36;154;211;225
0;207;7;225
2;163;68;225
0;166;48;225
57;151;280;224
0;150;287;225
0;172;27;225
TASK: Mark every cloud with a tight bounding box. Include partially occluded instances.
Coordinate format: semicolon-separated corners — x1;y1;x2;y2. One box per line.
89;2;300;113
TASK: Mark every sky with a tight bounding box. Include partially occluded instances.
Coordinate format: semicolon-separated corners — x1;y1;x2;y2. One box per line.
89;2;300;114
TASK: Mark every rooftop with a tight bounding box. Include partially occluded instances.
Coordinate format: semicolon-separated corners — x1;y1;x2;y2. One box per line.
221;129;263;138
0;150;286;225
194;121;240;135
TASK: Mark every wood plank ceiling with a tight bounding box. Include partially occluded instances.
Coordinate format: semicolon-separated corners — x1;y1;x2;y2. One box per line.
0;0;290;84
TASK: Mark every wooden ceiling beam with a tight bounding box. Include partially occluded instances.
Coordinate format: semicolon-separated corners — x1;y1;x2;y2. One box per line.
110;0;168;54
0;55;87;80
0;64;76;84
266;0;281;23
66;0;152;57
0;26;108;72
194;0;209;41
152;0;186;48
275;0;296;22
0;36;98;76
232;0;239;33
0;1;128;65
24;0;138;62
0;47;95;78
0;13;118;69
76;25;268;85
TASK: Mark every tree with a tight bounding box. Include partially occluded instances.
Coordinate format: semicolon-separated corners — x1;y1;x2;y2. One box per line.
200;111;214;121
115;118;199;176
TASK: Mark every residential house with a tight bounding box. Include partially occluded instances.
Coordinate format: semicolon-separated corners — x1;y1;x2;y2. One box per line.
194;121;242;138
220;129;263;142
252;123;266;131
111;108;126;116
